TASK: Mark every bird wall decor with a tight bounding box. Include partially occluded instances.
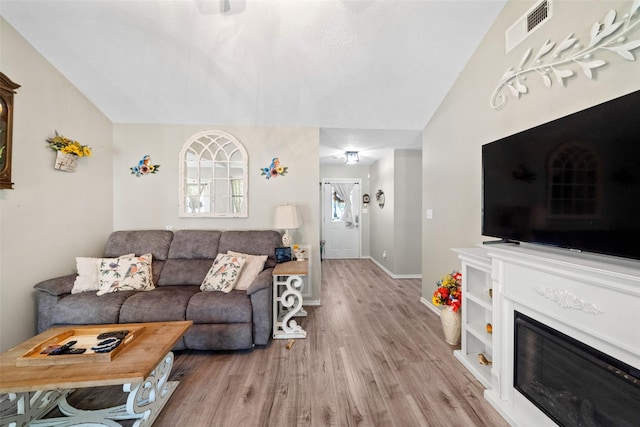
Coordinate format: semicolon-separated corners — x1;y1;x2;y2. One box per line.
131;154;160;177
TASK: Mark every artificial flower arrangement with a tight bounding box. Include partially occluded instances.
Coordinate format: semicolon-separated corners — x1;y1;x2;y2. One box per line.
293;244;306;261
432;271;462;313
47;131;92;157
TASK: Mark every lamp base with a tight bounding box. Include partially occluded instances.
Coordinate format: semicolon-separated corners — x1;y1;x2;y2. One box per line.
282;231;292;247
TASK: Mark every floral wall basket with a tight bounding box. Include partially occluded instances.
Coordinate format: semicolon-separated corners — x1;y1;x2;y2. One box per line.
47;131;92;173
54;151;78;172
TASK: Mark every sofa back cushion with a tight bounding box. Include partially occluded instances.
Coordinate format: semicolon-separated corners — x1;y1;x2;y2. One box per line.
157;230;222;286
167;230;221;259
218;230;282;269
103;230;173;285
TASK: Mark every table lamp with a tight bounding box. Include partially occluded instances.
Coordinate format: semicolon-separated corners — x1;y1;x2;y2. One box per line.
273;204;301;247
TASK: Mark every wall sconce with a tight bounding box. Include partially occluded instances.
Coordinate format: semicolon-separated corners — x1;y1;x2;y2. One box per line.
345;151;359;165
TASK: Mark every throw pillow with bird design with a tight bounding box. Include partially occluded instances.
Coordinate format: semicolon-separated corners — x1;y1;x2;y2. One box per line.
96;254;154;296
200;254;247;293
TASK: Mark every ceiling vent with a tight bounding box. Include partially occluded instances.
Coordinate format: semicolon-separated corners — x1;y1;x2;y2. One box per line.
505;0;552;53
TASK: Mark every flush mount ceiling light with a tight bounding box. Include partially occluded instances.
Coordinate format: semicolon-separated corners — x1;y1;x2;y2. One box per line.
345;151;359;165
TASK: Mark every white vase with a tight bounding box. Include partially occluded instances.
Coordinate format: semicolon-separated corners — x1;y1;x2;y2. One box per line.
440;305;461;345
54;151;78;172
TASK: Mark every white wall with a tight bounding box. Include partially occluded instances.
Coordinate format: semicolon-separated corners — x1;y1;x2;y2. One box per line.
0;19;114;351
112;124;322;302
369;149;422;276
421;0;640;299
370;152;395;270
394;150;421;275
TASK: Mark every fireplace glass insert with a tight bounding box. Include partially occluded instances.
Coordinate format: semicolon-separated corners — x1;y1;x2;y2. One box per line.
514;311;640;426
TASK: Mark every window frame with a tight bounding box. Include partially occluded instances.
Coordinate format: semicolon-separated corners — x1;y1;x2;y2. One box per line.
547;143;600;219
179;130;248;218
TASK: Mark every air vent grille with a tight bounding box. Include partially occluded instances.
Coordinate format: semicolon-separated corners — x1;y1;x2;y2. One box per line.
527;0;549;32
505;0;552;53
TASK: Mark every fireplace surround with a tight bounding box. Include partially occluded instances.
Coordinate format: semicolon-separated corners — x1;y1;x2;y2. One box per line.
481;243;640;426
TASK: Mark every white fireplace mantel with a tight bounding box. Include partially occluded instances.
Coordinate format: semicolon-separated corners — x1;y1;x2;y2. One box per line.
478;243;640;426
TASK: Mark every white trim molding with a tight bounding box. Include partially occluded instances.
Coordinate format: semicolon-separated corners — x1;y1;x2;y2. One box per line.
420;297;442;316
535;287;603;314
367;256;422;279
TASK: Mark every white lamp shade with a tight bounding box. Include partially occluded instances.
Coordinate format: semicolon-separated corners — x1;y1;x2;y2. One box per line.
273;205;301;230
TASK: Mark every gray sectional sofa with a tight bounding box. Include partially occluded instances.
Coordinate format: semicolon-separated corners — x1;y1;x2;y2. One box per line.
34;229;282;350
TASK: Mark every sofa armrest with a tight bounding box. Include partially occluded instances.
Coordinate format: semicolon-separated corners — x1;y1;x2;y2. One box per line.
34;274;75;334
246;268;273;296
247;268;274;345
33;274;76;296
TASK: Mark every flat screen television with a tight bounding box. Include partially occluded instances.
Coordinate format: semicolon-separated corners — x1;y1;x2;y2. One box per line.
482;90;640;261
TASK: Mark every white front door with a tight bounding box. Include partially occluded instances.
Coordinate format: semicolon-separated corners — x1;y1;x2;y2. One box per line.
322;180;361;259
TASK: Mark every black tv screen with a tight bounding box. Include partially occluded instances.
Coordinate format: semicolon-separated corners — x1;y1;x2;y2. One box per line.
482;90;640;261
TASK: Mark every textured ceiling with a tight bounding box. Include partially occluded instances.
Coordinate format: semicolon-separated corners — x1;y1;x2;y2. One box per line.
0;0;505;164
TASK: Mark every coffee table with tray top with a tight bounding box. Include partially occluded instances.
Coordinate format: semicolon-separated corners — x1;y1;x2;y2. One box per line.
0;320;192;427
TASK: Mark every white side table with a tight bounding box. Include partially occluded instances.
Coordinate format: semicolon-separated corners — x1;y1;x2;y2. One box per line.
272;260;308;339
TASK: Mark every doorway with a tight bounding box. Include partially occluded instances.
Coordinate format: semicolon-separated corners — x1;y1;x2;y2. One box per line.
322;180;361;259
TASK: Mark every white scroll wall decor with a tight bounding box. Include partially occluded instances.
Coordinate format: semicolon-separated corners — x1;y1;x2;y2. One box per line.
491;1;640;110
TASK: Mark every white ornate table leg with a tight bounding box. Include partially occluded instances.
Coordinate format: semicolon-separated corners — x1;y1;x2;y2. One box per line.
0;390;71;427
122;351;176;427
3;352;178;427
274;275;307;339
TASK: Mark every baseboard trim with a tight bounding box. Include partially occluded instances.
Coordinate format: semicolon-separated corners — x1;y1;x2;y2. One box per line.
420;297;441;316
365;256;422;279
303;300;321;306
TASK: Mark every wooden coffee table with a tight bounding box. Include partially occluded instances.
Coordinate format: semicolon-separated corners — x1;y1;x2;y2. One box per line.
0;321;191;426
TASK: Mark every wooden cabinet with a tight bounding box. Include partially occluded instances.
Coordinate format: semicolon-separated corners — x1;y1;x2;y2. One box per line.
453;248;493;388
0;72;20;190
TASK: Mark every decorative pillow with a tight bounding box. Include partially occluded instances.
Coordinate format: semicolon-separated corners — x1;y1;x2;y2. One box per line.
96;253;154;296
72;254;134;294
227;251;268;291
200;254;246;293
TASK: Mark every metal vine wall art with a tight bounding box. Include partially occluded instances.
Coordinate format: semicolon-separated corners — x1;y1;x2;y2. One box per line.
491;1;640;110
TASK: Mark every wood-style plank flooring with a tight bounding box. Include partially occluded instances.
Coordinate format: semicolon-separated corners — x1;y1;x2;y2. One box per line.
69;259;509;426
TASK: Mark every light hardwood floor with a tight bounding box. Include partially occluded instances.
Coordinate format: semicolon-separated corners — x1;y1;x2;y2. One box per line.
70;259;509;426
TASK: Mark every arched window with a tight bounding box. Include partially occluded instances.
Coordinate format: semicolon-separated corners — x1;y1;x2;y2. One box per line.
548;144;599;217
179;130;248;217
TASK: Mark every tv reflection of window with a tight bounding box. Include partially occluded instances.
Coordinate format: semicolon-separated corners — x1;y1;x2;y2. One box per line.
548;144;599;218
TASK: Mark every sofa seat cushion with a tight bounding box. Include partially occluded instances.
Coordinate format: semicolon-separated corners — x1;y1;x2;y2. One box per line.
51;291;136;326
186;290;252;323
119;286;199;323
